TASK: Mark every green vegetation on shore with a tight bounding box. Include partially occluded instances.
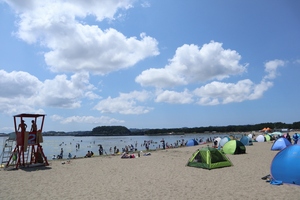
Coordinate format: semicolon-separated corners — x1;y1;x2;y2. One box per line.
1;121;299;137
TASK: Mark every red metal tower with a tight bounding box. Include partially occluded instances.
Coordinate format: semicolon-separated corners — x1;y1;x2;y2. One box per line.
6;113;49;168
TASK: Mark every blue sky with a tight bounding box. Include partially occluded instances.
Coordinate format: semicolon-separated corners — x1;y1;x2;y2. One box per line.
0;0;299;133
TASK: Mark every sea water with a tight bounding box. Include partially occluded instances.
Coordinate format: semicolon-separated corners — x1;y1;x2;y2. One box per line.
0;133;240;161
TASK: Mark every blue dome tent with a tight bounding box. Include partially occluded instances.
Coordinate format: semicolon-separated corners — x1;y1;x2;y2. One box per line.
270;145;300;185
219;136;230;148
271;137;291;151
240;136;253;146
186;139;199;146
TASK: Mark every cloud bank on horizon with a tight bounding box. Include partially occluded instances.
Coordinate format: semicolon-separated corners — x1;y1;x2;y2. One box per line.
0;0;299;132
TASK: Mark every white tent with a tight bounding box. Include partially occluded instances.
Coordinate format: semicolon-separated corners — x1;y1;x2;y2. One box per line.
256;135;265;142
213;137;221;147
219;136;230;148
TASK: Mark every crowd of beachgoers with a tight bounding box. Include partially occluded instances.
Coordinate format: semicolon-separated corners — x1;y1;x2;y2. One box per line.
51;135;219;160
1;132;300;200
49;130;300;161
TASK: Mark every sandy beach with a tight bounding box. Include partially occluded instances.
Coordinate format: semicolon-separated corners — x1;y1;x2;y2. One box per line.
1;139;300;200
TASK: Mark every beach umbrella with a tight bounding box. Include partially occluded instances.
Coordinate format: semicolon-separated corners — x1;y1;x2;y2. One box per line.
248;133;253;139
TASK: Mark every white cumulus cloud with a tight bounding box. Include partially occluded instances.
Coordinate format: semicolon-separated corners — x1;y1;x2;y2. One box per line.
93;90;153;114
34;72;97;108
155;89;194;104
7;0;159;75
263;59;285;80
193;79;273;105
0;70;98;114
136;41;247;88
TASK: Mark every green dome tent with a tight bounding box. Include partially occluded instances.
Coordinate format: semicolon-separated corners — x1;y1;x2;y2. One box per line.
265;134;271;141
186;147;232;170
222;140;246;155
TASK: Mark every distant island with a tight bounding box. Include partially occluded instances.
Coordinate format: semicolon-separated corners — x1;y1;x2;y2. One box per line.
1;121;299;137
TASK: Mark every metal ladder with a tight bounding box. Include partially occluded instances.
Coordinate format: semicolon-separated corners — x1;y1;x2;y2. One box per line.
0;139;15;167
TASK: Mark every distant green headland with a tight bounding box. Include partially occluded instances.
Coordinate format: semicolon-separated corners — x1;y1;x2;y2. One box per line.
1;121;299;137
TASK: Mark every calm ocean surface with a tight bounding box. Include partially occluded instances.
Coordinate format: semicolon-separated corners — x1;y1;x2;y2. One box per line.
0;133;240;161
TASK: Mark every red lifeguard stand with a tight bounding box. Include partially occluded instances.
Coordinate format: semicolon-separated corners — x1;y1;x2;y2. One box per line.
5;113;49;168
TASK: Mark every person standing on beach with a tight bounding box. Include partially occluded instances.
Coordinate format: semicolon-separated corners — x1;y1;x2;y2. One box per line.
18;120;27;132
30;120;37;132
292;133;299;144
99;145;103;155
12;152;17;164
161;139;165;150
60;148;64;159
286;133;292;143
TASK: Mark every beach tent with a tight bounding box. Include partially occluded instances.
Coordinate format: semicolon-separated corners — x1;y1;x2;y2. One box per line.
186;147;232;170
219;136;231;148
248;134;253;139
222;140;246;155
240;136;253;146
186;139;199;146
270;145;300;185
271;138;291;151
261;127;271;133
255;135;265;142
213;137;221;147
264;134;272;141
271;132;282;137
